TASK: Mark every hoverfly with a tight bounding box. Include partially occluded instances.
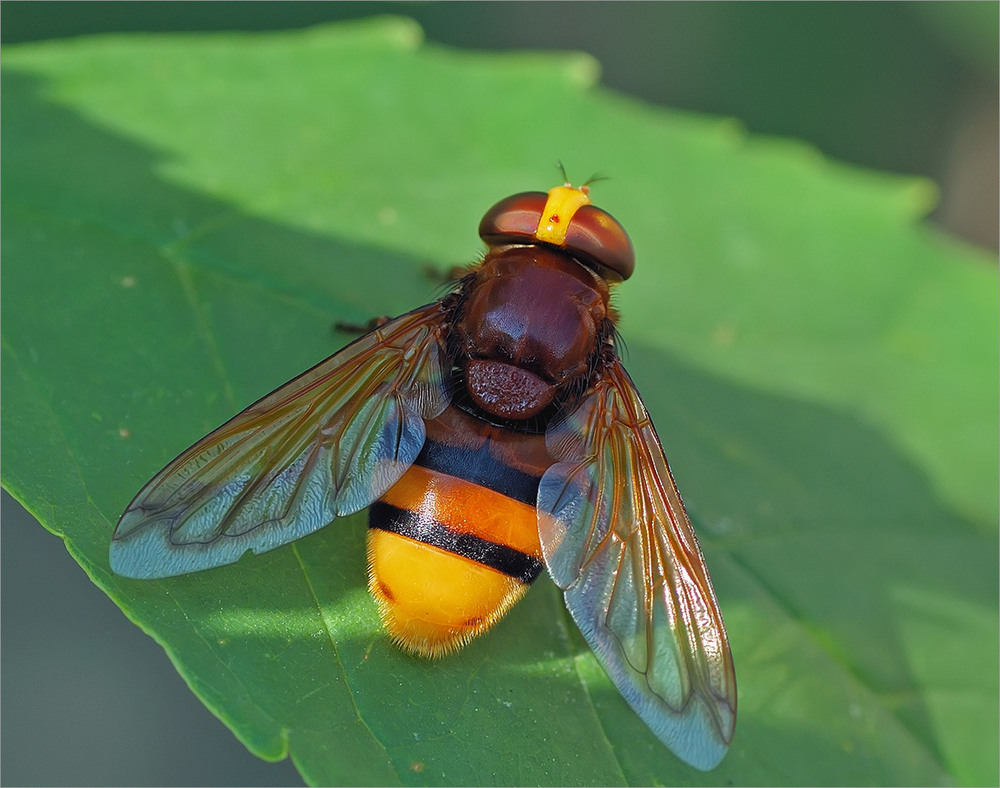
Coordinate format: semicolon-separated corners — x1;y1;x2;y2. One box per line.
111;179;737;770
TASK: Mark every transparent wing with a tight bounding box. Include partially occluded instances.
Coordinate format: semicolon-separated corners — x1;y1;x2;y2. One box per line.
111;303;451;579
538;357;736;770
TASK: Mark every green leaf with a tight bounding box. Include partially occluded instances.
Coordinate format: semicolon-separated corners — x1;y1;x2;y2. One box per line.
3;18;996;786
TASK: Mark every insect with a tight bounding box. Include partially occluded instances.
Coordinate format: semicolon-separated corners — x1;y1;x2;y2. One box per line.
111;178;737;770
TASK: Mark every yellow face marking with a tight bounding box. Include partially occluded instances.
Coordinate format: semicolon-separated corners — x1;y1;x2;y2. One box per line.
534;185;591;246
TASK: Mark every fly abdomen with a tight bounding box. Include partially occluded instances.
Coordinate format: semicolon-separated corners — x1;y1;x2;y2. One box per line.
366;406;551;657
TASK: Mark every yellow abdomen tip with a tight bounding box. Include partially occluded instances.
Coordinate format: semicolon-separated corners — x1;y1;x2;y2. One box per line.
367;529;528;658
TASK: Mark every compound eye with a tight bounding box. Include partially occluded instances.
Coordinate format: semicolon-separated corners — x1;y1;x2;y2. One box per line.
565;205;635;281
478;192;548;246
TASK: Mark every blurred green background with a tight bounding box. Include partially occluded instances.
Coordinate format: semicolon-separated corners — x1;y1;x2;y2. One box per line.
3;3;996;786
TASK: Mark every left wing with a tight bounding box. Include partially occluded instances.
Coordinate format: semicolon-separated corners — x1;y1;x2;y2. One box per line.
538;357;736;770
111;303;451;579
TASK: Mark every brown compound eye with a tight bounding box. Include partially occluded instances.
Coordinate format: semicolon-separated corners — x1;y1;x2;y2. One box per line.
565;205;635;282
478;192;548;246
478;188;635;282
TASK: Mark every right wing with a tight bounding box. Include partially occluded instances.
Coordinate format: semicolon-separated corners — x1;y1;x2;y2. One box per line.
110;302;451;579
538;357;736;770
